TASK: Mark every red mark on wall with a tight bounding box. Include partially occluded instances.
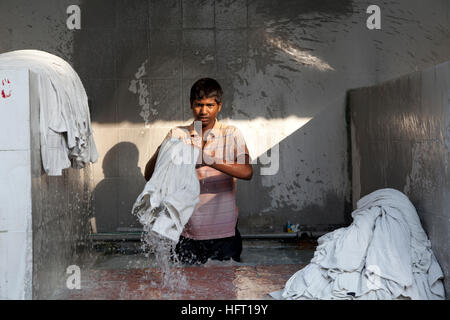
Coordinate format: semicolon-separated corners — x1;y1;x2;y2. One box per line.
1;78;12;99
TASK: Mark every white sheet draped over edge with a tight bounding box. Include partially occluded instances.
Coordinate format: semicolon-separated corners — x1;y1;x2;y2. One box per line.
271;188;445;300
0;50;98;175
132;137;200;242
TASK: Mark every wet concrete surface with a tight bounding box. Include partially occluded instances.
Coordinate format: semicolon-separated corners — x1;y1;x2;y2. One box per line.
52;239;316;300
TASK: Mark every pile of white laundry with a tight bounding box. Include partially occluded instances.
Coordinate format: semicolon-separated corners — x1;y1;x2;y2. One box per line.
0;50;98;176
132;137;200;242
271;188;445;300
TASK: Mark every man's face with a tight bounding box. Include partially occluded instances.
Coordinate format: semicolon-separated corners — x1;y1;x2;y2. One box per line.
191;97;222;128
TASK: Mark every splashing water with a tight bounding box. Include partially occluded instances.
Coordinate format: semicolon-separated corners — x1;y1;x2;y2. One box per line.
132;193;189;296
140;229;188;294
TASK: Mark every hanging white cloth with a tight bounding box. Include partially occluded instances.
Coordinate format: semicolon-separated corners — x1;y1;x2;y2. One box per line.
132;137;200;243
271;188;445;300
0;49;98;175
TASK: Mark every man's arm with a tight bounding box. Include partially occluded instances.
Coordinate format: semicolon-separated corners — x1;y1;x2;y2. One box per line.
202;151;253;180
144;145;160;181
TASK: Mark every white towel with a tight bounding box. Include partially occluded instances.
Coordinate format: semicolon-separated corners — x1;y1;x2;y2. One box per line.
271;188;445;300
132;137;200;242
0;49;98;175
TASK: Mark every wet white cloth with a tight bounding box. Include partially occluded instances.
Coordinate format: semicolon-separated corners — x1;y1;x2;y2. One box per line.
271;188;445;300
0;50;98;175
132;137;200;242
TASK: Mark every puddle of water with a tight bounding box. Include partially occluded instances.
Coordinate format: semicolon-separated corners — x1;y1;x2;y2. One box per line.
201;258;241;267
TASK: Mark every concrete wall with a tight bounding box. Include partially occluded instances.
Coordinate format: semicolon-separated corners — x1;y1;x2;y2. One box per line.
349;61;450;296
0;1;449;235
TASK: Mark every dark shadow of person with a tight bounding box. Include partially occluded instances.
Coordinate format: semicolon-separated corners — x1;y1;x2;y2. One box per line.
92;142;146;233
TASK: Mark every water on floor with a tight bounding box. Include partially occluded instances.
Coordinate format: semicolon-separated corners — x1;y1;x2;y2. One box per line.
52;239;316;300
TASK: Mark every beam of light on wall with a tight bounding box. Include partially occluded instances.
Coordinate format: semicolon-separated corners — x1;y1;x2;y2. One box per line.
266;36;335;72
91;116;312;178
220;116;313;160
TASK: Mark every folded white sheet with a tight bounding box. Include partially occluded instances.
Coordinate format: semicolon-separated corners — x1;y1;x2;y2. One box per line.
271;188;445;300
132;138;200;242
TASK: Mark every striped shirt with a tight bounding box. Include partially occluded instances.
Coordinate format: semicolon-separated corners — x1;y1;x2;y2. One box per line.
164;119;249;240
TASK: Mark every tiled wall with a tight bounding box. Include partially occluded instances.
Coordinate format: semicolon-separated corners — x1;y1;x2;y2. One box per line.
349;61;450;296
0;0;449;235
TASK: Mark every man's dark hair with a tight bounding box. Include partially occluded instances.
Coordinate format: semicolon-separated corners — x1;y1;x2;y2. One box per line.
190;78;223;105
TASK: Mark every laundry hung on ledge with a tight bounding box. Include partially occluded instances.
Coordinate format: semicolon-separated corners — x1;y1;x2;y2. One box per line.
270;188;445;300
0;50;98;176
132;137;200;243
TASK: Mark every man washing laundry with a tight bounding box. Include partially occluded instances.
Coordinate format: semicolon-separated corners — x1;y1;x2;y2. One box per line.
144;78;253;264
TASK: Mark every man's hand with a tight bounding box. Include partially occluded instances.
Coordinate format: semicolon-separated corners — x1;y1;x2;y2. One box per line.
198;149;253;180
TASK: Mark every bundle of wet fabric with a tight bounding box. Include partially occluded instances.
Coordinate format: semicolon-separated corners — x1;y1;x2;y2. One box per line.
271;188;445;300
132;137;200;243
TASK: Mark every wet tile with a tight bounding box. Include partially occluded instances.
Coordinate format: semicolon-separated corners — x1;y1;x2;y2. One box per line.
182;265;238;282
115;0;149;30
81;0;117;30
182;29;216;79
84;79;116;123
150;79;183;121
64;283;124;300
116;78;150;124
115;29;149;79
255;264;303;276
72;30;116;80
149;0;182;29
216;30;247;59
84;268;161;282
421;65;445;140
216;30;248;74
215;0;247;29
149;29;182;78
123;287;164;299
0;23;12;53
234;265;258;277
182;0;214;29
295;240;318;250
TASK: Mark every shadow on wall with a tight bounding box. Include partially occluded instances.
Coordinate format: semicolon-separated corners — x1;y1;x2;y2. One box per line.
93;142;145;233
